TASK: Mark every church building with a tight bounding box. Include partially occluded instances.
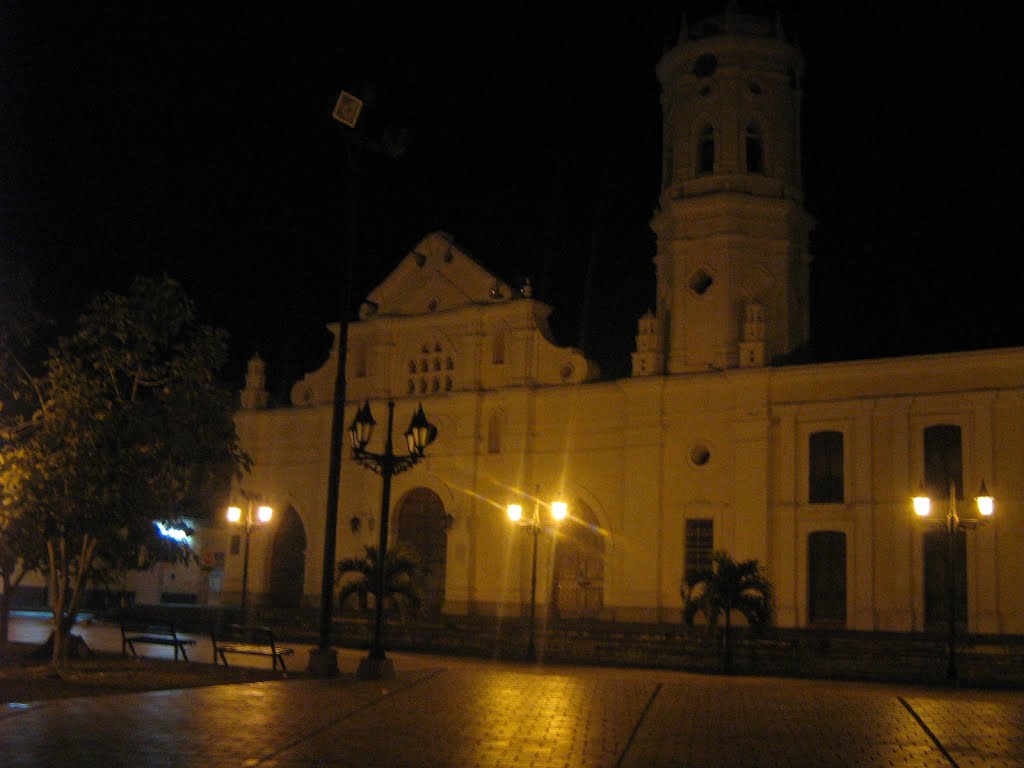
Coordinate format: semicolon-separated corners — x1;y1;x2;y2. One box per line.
213;8;1024;636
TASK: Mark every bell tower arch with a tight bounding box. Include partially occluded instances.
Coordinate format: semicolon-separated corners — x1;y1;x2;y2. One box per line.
649;5;812;374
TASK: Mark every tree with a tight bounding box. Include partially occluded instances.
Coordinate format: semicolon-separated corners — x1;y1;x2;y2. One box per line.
682;550;773;673
0;505;41;645
336;543;424;622
0;276;248;665
0;256;49;644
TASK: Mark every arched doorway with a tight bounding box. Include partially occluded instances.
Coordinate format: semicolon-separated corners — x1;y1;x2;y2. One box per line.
269;506;307;615
553;501;604;620
396;488;448;618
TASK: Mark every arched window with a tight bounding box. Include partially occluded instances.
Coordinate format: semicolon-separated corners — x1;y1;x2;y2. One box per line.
697;123;715;175
746;121;764;174
408;339;455;395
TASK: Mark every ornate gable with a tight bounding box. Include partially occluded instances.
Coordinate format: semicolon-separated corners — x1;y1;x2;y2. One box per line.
291;231;599;407
359;231;512;319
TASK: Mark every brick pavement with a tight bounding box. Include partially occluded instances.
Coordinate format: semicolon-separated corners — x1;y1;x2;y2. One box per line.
2;653;1024;767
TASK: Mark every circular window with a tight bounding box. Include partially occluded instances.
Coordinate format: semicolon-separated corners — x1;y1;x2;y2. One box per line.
414;252;426;267
690;444;711;466
693;53;718;79
688;269;714;296
427;298;438;312
560;363;575;380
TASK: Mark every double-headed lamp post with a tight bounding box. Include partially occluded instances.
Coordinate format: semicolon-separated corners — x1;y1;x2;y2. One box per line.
913;479;994;684
507;487;568;662
349;399;437;680
226;498;274;621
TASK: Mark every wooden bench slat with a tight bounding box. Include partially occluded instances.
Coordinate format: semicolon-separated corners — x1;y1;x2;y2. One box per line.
217;643;294;655
211;624;293;673
127;635;196;645
119;617;195;662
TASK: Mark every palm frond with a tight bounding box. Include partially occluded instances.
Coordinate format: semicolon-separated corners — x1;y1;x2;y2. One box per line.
335;542;426;616
681;550;773;632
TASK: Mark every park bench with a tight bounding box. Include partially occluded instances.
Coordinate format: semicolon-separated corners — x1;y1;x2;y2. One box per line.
119;616;196;662
210;623;294;673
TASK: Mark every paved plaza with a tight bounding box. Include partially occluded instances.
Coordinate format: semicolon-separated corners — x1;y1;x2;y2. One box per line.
2;616;1023;767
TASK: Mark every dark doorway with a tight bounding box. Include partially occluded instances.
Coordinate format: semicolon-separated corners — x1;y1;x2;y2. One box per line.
269;506;307;615
808;531;846;625
396;488;448;618
924;527;967;629
553;501;604;620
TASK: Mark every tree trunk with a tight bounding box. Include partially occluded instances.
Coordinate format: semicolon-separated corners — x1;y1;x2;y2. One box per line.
48;534;98;666
33;630;92;660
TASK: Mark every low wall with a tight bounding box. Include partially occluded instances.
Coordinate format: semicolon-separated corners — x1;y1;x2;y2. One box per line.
328;615;1024;688
95;605;1024;688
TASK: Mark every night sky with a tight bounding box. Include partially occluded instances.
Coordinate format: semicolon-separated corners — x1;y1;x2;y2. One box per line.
3;3;1021;399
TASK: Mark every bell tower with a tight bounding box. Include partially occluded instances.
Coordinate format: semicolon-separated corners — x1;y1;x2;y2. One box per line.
650;4;812;373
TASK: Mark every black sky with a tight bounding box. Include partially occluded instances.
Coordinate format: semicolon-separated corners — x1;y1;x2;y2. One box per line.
3;3;1021;398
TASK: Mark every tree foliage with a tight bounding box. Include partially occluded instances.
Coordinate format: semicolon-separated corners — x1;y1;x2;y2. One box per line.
682;550;773;673
0;256;48;644
0;275;248;663
336;543;424;620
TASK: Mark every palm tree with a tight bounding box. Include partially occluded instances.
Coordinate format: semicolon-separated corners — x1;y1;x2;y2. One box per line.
682;550;773;673
336;543;424;622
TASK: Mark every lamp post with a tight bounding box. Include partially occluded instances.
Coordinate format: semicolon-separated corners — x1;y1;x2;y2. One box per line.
913;479;994;684
309;89;364;678
507;487;567;662
226;498;273;621
349;399;437;680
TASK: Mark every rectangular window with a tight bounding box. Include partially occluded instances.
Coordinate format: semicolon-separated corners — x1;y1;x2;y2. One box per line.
809;431;844;503
684;519;714;580
924;424;963;499
229;535;241;556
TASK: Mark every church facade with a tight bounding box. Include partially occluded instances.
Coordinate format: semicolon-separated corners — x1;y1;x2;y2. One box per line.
215;10;1024;635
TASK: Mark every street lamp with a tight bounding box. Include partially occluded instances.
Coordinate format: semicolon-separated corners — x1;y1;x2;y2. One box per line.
507;487;568;662
226;498;273;621
349;399;437;680
913;479;994;684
